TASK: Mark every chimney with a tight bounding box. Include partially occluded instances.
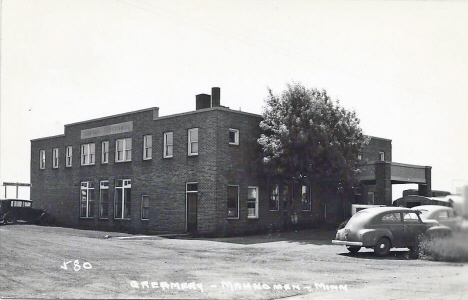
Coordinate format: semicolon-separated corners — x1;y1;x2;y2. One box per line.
196;94;211;110
212;87;220;107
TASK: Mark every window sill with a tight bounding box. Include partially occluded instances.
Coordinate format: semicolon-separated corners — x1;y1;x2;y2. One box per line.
163;156;173;159
99;218;109;220
79;217;95;220
188;154;198;157
81;164;96;167
247;217;259;220
114;218;131;221
143;158;152;161
115;160;132;163
227;217;239;220
141;219;149;221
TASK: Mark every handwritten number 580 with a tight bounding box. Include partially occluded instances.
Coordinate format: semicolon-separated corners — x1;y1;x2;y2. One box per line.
61;260;92;271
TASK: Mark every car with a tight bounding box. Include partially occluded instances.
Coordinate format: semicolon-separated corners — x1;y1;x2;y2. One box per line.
332;207;451;257
0;199;49;225
411;205;465;231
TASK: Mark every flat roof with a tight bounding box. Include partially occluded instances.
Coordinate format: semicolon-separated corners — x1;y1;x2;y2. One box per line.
65;107;159;127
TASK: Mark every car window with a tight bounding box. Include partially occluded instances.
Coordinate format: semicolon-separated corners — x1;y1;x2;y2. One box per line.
381;213;401;223
24;202;32;208
12;201;23;207
403;212;420;223
437;211;448;220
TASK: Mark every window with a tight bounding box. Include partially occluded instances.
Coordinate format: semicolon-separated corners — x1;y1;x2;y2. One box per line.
379;151;385;161
24;201;31;208
247;187;259;219
99;181;109;219
438;211;449;220
403;212;420;223
227;185;239;219
382;213;401;223
40;150;45;169
81;143;95;165
301;185;311;211
229;128;239;145
115;138;132;162
52;148;59;168
357;152;362;160
114;179;131;219
143;135;152;160
164;132;173;158
80;182;95;218
101;141;109;164
188;128;198;156
66;146;72;167
141;195;150;220
269;184;279;211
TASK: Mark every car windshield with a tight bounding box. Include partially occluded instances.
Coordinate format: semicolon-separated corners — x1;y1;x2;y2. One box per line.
345;210;370;229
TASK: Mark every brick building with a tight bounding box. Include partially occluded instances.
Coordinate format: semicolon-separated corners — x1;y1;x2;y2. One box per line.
30;87;432;235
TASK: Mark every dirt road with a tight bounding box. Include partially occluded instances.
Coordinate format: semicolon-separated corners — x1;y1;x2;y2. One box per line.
0;225;467;299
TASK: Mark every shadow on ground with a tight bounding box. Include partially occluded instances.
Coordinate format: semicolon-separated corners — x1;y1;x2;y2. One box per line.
338;249;415;260
179;229;337;246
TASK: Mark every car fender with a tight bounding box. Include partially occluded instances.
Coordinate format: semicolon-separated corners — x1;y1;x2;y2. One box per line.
426;224;452;238
359;229;393;247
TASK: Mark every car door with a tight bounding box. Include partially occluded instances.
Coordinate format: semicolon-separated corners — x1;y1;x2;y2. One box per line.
380;212;405;247
402;212;426;246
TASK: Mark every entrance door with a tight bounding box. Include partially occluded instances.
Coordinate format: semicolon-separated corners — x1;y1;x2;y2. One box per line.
186;182;198;233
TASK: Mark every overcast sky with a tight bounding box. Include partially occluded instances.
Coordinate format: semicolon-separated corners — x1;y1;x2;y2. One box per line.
1;0;467;200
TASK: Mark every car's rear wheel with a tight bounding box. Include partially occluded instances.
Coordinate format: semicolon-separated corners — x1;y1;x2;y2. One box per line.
346;246;361;254
374;237;391;257
4;214;17;225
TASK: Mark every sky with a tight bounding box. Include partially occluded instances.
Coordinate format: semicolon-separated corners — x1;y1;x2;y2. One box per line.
1;0;467;200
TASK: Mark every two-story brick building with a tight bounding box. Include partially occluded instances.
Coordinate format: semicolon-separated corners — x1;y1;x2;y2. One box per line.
30;87;432;235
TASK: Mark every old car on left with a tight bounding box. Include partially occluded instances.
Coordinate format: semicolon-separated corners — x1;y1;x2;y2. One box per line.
0;199;47;225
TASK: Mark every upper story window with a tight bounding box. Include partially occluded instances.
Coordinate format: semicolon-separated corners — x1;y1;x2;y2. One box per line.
40;150;46;169
66;146;72;167
164;132;173;158
229;128;239;145
52;148;59;169
116;138;132;162
143;135;152;160
81;143;95;166
188;128;198;156
101;141;109;164
379;151;385;161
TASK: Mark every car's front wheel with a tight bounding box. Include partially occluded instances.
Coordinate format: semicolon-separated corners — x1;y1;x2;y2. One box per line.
374;237;391;257
4;214;17;225
346;246;361;254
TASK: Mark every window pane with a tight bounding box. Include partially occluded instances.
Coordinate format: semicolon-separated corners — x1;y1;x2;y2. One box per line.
190;129;198;142
100;189;109;218
191;142;198;154
167;145;173;157
115;189;123;218
167;132;173;144
187;183;198;192
229;131;236;143
124;188;131;218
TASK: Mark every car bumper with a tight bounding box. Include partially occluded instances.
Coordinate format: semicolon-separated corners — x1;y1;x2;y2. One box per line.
332;240;363;247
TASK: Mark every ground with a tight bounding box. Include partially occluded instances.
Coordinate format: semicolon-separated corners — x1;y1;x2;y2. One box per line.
0;225;467;299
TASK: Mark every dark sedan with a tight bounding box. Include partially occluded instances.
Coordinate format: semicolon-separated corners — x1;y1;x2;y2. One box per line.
332;207;451;256
0;199;47;225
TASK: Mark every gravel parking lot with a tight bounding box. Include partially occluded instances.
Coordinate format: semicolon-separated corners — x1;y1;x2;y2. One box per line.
0;224;467;299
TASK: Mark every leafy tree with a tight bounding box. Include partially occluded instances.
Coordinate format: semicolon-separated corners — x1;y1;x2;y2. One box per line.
258;82;369;190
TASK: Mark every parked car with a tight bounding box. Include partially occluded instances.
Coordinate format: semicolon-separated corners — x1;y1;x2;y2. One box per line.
411;205;465;231
332;207;451;256
0;199;49;225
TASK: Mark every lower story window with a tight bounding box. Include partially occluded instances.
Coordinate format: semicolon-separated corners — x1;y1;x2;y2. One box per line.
100;181;109;219
141;195;150;220
301;185;311;211
227;185;239;219
80;182;95;218
115;179;131;219
247;186;259;219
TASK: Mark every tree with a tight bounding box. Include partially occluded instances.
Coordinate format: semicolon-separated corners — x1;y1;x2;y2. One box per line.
258;82;369;192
